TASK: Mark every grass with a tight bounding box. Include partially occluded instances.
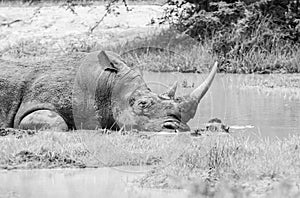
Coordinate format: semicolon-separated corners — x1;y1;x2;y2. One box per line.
138;133;300;197
2;28;299;74
1;130;300;197
108;28;300;73
0;130;182;169
225;44;300;74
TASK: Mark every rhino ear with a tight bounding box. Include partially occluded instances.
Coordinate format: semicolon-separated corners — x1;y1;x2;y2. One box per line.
98;51;118;72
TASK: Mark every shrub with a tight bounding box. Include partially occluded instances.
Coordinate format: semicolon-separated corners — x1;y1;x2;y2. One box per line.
160;0;300;60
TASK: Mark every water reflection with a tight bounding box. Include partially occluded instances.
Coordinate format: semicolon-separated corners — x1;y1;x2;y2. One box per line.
143;73;300;138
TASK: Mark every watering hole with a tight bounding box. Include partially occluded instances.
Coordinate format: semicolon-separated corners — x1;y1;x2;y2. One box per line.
20;73;300;138
0;168;187;198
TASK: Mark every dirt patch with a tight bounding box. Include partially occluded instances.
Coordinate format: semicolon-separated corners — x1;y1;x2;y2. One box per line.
2;148;86;169
0;5;165;59
0;128;37;138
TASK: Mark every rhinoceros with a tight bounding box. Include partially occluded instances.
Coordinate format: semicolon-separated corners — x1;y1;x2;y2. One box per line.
0;50;218;132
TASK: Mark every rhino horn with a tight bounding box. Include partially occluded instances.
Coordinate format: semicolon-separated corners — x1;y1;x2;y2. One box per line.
165;81;178;98
190;62;218;103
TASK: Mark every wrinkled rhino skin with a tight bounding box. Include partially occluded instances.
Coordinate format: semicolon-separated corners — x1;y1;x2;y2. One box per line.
0;53;85;129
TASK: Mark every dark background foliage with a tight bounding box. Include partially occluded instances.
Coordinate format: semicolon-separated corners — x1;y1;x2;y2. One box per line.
160;0;300;61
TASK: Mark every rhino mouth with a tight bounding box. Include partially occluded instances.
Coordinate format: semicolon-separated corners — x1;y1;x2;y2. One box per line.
162;115;190;131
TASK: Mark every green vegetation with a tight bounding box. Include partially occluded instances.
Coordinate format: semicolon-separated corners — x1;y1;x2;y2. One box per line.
1;130;300;197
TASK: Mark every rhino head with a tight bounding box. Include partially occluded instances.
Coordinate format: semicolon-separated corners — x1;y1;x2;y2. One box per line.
76;51;218;132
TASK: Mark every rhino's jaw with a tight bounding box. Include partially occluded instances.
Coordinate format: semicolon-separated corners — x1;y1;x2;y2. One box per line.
161;115;190;132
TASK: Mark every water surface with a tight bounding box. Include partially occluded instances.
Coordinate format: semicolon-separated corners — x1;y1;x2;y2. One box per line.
144;73;300;138
0;168;186;198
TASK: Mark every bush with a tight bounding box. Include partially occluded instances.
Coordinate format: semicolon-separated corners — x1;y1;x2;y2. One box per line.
160;0;300;63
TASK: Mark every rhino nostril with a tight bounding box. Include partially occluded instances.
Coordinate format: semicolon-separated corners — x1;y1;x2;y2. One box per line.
163;123;176;130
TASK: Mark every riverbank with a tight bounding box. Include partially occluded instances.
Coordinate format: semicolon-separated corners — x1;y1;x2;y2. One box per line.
0;130;300;197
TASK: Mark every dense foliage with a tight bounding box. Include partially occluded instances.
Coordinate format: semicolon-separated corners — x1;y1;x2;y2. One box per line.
160;0;300;72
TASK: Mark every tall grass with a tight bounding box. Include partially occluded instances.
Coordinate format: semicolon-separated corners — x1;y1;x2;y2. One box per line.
3;28;299;74
223;40;300;74
111;28;300;73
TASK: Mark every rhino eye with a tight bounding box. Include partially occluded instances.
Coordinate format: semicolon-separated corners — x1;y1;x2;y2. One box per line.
138;99;153;108
129;98;135;106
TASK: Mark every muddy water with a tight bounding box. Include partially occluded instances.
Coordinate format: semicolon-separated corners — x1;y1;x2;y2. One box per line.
0;168;187;198
144;73;300;138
